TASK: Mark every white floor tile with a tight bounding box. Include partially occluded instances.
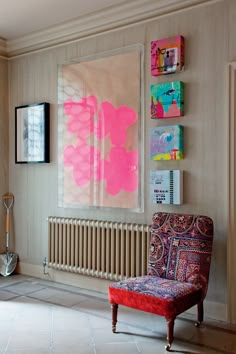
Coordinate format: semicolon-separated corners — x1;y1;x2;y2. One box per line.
95;342;139;354
2;281;45;295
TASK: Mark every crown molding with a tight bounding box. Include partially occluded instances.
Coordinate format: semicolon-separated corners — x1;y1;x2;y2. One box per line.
0;38;7;58
7;0;221;58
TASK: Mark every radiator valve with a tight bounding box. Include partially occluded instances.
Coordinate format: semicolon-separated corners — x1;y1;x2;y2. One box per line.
43;257;48;275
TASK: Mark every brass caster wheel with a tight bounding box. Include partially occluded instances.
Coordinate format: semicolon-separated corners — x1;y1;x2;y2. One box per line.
195;321;201;327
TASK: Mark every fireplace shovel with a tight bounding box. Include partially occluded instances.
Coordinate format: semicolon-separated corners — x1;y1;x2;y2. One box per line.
0;193;17;276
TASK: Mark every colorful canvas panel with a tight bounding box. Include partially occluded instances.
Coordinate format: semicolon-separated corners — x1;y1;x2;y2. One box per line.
151;35;184;76
151;81;184;119
150;170;183;205
150;125;184;160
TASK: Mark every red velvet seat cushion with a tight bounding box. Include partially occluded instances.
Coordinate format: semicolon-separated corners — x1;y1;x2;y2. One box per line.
108;276;202;318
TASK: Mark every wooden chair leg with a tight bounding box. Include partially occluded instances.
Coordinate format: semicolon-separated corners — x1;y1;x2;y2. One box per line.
195;301;204;327
111;303;118;333
165;317;175;351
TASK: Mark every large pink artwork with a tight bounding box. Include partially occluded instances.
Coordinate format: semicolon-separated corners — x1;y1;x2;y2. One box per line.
58;48;143;210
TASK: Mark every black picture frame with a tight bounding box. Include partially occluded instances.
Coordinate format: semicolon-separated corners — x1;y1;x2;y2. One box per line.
15;102;50;164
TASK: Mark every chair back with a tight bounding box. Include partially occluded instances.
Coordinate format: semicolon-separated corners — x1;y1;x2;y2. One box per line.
148;212;214;299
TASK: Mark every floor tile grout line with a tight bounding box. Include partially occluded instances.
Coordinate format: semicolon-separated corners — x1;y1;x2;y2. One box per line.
50;304;54;354
0;293;25;301
2;281;108;302
3;304;19;354
85;317;97;354
0;288;49;298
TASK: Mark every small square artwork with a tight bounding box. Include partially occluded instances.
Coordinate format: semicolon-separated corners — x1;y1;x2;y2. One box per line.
150;170;183;204
151;35;184;76
150;125;184;160
151;81;184;119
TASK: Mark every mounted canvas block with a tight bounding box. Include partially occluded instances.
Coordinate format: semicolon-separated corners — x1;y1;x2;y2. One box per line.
150;125;184;160
151;35;184;76
150;170;183;204
151;81;184;119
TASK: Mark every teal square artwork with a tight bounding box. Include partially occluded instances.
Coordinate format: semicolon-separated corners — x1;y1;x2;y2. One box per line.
151;81;184;119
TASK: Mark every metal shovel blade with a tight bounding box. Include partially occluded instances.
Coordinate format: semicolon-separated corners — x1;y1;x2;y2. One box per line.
0;253;17;276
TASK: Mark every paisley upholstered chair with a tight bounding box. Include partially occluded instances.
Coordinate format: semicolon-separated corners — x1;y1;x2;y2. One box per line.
108;212;214;351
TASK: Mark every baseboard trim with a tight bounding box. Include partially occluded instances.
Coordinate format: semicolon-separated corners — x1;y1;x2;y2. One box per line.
16;261;113;295
16;261;227;322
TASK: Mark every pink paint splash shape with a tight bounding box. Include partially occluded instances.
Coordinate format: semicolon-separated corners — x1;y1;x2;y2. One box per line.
99;147;138;196
64;96;97;140
64;141;101;186
63;96;139;194
95;101;137;146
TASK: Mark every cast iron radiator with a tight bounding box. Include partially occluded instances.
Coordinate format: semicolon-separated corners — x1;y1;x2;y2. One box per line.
48;217;150;280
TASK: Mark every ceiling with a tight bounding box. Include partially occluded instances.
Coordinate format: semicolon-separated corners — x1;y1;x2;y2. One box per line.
0;0;129;40
0;0;213;57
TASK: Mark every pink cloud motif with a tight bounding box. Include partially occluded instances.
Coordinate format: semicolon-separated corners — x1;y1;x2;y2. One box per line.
64;96;97;139
94;101;137;146
63;95;139;195
64;141;101;186
100;147;139;195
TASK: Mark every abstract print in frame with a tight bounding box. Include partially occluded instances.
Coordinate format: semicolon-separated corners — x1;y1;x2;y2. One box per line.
58;46;144;211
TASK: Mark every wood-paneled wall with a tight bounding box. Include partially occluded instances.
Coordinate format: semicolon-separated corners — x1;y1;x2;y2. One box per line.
0;58;9;252
7;0;232;314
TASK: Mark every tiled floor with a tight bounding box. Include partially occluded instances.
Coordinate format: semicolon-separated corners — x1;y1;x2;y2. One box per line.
0;275;235;354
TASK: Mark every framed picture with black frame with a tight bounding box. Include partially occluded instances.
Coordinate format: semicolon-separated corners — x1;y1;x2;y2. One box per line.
15;102;50;164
